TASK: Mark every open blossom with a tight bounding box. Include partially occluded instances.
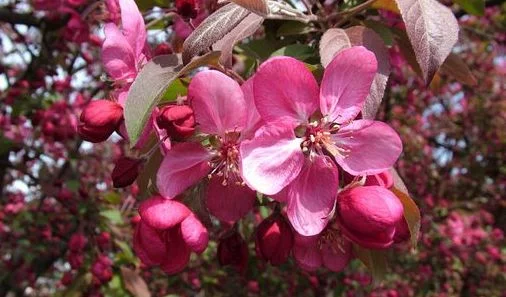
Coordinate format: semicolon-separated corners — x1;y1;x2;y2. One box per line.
156;71;262;223
133;196;209;274
101;0;149;104
292;221;352;272
241;46;403;236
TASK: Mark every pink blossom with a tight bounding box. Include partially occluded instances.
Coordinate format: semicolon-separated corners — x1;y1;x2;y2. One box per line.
101;0;149;88
241;47;403;236
133;196;209;274
292;222;352;272
156;72;262;223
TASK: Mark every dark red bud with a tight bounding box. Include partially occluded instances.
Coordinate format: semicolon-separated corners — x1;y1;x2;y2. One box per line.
156;105;195;140
255;214;293;265
153;43;173;56
78;100;123;143
175;0;198;19
111;157;142;188
217;231;248;273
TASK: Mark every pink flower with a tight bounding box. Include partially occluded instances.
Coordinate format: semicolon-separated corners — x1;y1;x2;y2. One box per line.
156;71;262;223
336;186;404;249
133;196;209;274
292;222;352;272
101;0;149;89
241;46;402;236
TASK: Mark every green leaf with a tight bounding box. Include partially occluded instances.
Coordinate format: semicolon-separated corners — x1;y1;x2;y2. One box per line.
125;52;220;147
160;79;188;103
103;192;122;205
115;240;137;264
353;245;388;285
136;0;166;11
0;135;13;155
271;44;315;61
390;169;421;248
454;0;484;16
277;21;316;36
100;209;124;225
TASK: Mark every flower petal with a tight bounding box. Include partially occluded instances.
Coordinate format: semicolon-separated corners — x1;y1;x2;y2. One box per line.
133;221;167;266
206;176;256;223
160;228;192;274
102;23;136;81
181;214;209;254
286;156;338;236
139;196;190;229
157;142;212;198
293;233;322;271
254;56;319;126
189;70;246;135
240;77;263;140
240;124;304;195
332;120;402;175
321;239;352;272
119;0;147;59
320;46;377;124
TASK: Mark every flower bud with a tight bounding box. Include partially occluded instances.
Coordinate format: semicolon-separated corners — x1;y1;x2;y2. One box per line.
336;186;404;249
175;0;198;20
111;157;142;188
69;233;87;252
156;105;195;140
78;100;123;143
217;231;248;273
153;43;173;56
393;217;410;244
91;255;113;283
255;214;293;265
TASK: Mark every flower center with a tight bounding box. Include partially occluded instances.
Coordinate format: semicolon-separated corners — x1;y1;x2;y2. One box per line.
318;225;347;254
296;118;349;159
208;132;243;186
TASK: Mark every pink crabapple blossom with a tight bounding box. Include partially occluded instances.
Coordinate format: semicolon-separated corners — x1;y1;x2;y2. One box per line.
156;72;262;223
241;46;403;236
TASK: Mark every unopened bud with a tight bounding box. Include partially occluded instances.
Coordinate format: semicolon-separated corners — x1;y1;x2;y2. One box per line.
111;157;142;188
217;231;248;273
156;105;195;140
255;213;293;265
175;0;198;20
78;100;123;143
153;43;173;56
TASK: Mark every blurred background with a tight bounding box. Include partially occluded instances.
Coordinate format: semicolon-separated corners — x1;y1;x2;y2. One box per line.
0;0;505;296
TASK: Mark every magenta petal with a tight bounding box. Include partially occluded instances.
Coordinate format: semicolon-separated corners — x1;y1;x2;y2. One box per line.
139;196;190;229
332;119;403;175
119;0;147;59
206;176;256;223
254;56;319;126
189;70;246;135
293;233;322;271
181;214;209;254
240;124;304;195
160;228;192;274
286;156;338;236
102;23;136;81
320;46;377;124
157;142;212;198
240;77;263;140
133;221;167;266
321;240;352;272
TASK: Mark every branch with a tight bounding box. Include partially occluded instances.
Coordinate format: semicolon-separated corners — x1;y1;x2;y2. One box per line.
0;8;40;27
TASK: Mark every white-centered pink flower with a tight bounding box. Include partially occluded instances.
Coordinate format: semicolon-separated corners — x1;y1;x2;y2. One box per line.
156;71;262;223
240;46;403;236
